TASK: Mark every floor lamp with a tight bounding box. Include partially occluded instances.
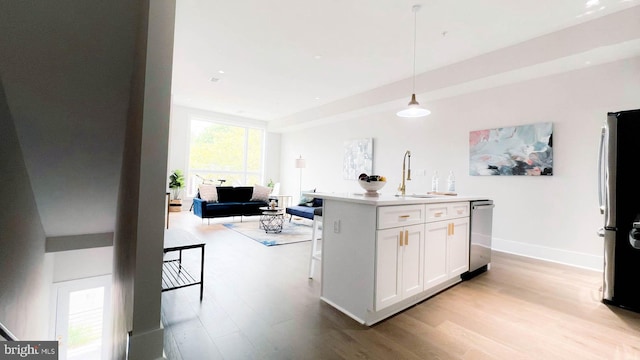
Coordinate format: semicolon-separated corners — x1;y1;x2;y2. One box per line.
295;155;306;202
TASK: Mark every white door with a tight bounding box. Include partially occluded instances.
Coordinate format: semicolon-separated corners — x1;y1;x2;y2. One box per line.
52;275;112;360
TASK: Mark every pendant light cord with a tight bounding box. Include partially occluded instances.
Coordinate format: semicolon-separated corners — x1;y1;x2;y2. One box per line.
397;4;430;117
412;5;418;93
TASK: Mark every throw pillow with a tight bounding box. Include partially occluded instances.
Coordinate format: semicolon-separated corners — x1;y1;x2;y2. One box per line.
298;188;316;206
251;184;271;202
199;184;218;202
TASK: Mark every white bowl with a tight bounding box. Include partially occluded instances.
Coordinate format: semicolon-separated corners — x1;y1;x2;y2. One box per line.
358;179;386;196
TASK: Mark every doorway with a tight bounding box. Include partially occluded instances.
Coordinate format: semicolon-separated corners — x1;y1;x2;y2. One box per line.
51;275;112;360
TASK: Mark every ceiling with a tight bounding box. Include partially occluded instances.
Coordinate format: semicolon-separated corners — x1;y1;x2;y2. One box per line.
171;0;640;124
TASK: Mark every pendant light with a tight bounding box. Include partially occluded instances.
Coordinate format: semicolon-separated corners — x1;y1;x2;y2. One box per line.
397;4;431;118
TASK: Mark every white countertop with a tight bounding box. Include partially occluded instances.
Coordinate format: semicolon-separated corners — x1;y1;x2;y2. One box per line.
311;192;490;206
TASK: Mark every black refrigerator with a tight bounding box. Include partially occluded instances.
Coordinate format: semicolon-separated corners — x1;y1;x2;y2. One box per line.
599;109;640;312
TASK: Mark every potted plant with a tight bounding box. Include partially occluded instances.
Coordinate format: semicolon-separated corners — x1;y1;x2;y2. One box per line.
168;169;185;212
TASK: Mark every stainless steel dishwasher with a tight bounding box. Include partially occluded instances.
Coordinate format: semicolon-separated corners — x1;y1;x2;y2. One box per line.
463;200;494;279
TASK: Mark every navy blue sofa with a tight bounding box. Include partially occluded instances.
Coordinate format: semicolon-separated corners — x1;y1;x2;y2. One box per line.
192;186;269;220
286;198;323;221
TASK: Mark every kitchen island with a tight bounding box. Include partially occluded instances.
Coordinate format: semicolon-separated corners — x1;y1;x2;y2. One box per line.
312;192;490;325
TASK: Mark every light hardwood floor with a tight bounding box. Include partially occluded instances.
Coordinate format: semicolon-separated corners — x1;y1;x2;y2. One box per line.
162;211;640;360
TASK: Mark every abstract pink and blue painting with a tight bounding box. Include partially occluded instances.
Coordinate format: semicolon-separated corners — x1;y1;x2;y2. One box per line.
469;122;553;176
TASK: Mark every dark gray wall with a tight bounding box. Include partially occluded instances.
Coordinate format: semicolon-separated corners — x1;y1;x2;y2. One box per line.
0;78;52;340
0;2;173;357
112;1;175;358
0;0;137;238
112;3;145;353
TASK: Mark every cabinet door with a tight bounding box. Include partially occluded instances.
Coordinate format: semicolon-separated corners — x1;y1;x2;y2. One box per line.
424;221;448;289
375;228;402;310
448;217;470;277
401;224;424;299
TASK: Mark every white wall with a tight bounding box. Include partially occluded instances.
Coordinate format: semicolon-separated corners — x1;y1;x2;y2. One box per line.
279;57;640;270
52;247;113;283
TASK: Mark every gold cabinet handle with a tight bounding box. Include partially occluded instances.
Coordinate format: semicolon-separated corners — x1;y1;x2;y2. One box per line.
399;215;411;219
457;209;464;214
434;211;443;217
447;223;455;236
399;230;404;247
405;230;409;246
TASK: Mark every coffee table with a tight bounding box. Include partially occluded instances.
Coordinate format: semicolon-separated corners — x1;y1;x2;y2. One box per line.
259;207;285;233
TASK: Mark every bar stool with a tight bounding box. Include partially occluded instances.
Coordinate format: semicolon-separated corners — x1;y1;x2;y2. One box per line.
309;209;323;279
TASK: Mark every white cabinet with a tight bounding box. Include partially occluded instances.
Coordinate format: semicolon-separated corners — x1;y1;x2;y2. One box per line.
375;224;424;311
424;201;468;222
318;195;484;326
424;202;470;290
377;204;424;228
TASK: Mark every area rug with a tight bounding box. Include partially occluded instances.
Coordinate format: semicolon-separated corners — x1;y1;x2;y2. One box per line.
223;220;312;246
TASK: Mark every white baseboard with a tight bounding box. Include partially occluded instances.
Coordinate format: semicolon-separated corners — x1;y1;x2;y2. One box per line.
492;236;603;272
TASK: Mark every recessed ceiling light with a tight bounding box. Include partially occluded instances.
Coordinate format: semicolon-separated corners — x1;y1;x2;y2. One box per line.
315;97;321;100
314;55;322;59
218;70;225;74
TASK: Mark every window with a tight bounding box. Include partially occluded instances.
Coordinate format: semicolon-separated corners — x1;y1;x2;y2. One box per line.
187;118;265;196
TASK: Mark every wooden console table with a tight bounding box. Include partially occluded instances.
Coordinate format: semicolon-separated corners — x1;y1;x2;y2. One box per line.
162;229;205;300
